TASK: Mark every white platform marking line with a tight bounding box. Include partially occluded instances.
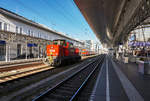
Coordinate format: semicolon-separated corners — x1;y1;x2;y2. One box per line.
111;59;144;101
106;56;110;101
90;58;105;101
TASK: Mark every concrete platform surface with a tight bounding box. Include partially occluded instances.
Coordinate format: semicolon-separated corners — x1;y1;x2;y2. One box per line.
91;55;150;101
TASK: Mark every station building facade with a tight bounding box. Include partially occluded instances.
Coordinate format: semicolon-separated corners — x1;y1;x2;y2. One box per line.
0;8;83;61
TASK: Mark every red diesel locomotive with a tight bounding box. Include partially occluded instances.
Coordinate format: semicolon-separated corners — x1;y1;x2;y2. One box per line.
43;39;81;66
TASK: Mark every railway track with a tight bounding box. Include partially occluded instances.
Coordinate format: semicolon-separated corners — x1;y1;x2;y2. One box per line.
0;61;49;83
32;55;105;101
0;66;53;83
0;61;44;72
0;56;96;83
0;55;99;101
0;56;95;83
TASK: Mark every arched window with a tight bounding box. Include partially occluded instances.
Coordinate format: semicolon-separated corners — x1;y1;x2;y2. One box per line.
4;23;7;31
0;22;2;30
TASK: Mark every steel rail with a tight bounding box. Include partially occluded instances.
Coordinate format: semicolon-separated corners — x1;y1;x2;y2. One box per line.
69;56;103;101
32;55;104;101
0;56;98;84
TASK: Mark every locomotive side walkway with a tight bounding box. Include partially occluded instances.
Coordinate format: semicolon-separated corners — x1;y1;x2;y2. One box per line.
91;55;150;101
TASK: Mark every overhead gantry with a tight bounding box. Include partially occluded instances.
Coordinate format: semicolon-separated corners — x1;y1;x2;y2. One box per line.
74;0;150;47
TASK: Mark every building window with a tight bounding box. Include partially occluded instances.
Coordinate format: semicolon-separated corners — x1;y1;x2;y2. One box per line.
0;43;6;61
39;33;41;38
0;22;2;30
20;27;22;34
8;24;10;31
38;32;40;38
4;23;7;31
31;31;33;36
16;26;18;33
17;44;21;56
28;30;30;36
44;34;46;39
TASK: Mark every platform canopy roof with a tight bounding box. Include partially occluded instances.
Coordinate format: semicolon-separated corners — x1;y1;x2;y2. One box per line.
74;0;149;48
74;0;123;47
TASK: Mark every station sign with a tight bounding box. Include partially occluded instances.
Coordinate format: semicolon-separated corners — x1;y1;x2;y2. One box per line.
129;42;150;47
0;40;6;44
27;43;37;47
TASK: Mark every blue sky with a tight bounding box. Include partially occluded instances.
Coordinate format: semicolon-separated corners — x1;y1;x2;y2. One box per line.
0;0;100;43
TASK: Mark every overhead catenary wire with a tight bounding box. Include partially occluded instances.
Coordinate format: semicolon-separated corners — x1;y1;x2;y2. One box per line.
41;0;78;37
14;0;94;40
54;0;93;39
14;0;53;28
70;0;95;38
48;0;94;39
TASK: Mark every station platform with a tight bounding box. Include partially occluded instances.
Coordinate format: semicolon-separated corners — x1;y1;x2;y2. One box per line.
0;58;43;66
91;56;150;101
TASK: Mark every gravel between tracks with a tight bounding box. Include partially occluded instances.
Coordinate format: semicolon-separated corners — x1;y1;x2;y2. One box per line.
0;56;97;101
33;55;104;101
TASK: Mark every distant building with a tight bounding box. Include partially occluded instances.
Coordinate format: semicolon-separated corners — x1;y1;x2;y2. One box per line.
83;40;91;51
0;8;83;61
83;40;101;53
134;28;150;42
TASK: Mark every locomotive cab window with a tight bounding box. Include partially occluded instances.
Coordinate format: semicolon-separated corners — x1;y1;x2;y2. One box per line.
60;40;65;46
53;40;61;45
69;43;73;48
60;40;67;46
53;41;58;45
48;41;52;45
64;42;67;46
